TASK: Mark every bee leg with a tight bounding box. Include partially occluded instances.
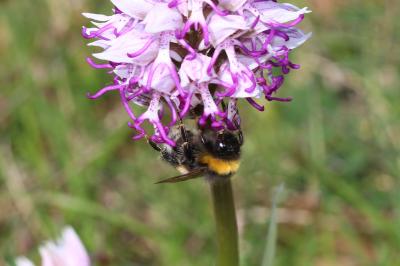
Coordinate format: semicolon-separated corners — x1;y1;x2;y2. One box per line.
160;151;180;166
179;120;195;164
238;128;244;146
146;135;181;166
233;120;244;146
179;119;190;143
182;142;195;164
220;99;227;111
146;135;162;152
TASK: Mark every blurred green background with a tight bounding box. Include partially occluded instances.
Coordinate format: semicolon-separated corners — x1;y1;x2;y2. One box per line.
1;0;399;265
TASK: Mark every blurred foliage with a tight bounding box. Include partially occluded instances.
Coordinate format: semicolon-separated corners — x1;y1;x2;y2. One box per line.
0;0;400;265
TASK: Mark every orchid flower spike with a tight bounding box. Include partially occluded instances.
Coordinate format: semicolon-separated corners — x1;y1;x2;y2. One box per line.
15;227;90;266
83;0;311;146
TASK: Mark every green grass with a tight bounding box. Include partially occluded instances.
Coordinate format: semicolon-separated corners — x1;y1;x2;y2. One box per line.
1;0;400;265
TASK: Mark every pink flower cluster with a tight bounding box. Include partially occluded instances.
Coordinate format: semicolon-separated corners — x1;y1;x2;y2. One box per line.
83;0;311;146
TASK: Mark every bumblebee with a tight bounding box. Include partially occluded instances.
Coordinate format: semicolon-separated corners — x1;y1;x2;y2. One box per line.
148;122;243;183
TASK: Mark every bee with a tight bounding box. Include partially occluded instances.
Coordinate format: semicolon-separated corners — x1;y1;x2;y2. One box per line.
148;121;243;184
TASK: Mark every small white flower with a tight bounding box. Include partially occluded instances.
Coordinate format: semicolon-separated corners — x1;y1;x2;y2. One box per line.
15;257;35;266
15;227;90;266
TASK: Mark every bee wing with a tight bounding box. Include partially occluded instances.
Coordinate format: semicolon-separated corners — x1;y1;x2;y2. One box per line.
155;168;207;184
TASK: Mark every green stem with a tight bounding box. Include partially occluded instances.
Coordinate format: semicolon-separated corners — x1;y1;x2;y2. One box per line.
210;179;239;266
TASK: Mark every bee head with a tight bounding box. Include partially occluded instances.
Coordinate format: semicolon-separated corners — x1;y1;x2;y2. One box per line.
201;130;241;160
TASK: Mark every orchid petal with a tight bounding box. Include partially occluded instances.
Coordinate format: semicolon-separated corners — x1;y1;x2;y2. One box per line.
208;14;248;46
219;0;247;11
143;4;183;33
93;30;159;65
254;1;311;25
271;28;312;50
110;0;154;20
179;54;215;84
82;12;112;21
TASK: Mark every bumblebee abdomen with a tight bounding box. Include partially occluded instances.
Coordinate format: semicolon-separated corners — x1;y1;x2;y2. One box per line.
199;154;240;176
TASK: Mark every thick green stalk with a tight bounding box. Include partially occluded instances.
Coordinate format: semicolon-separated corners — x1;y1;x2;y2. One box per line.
210;179;239;266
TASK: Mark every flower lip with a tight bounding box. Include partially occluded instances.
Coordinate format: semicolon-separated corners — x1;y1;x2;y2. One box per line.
198;83;226;129
180;0;210;46
133;91;176;146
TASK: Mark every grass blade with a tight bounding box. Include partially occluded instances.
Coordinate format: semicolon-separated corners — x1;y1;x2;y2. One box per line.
261;184;285;266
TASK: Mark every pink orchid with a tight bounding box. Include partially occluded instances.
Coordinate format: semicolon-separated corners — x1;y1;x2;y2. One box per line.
83;0;311;146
